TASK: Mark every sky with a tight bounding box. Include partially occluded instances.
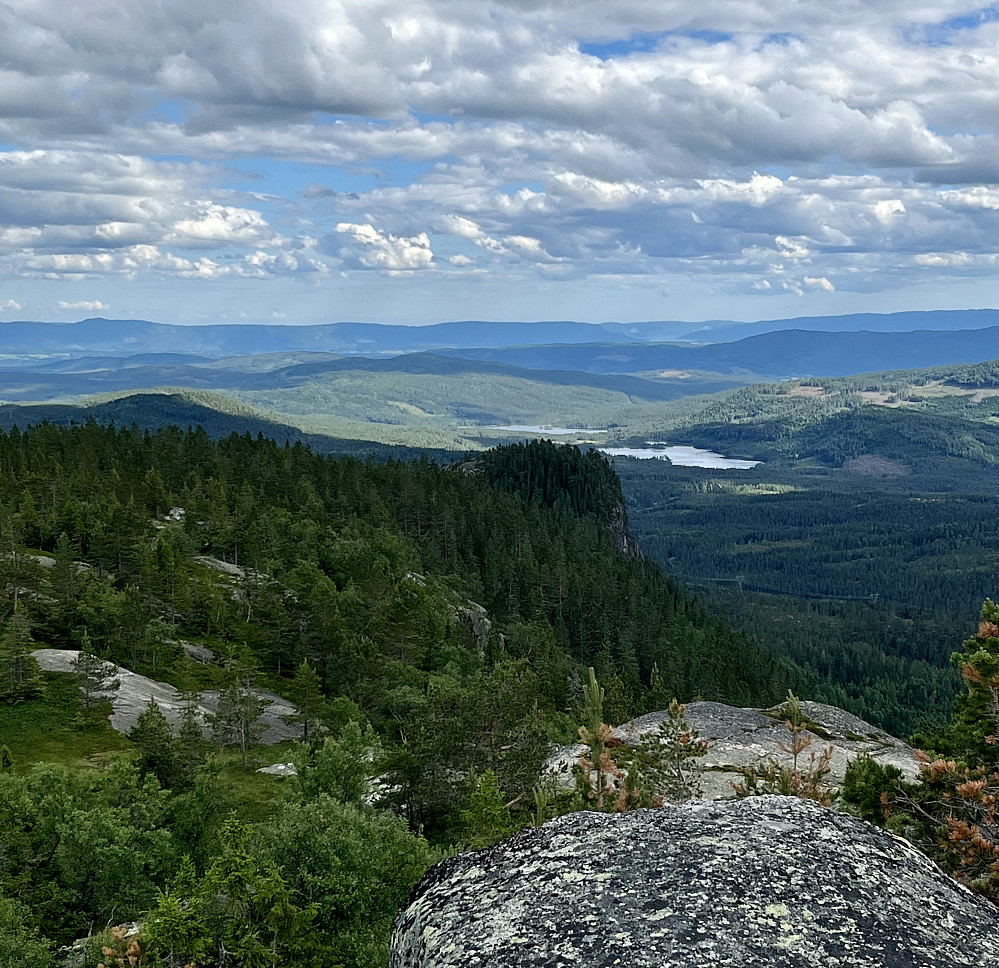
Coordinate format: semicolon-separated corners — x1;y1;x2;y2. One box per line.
0;1;996;326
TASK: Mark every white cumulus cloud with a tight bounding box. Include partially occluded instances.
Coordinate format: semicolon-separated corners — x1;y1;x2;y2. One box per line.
334;223;435;272
0;0;993;318
804;276;835;292
58;299;109;311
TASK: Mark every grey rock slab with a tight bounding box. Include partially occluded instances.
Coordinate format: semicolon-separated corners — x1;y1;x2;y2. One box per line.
181;640;216;664
256;762;297;777
542;700;922;799
31;648;298;744
391;796;999;968
195;555;244;577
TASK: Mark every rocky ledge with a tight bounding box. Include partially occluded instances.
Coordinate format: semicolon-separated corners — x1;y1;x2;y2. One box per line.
543;700;922;800
391;796;999;967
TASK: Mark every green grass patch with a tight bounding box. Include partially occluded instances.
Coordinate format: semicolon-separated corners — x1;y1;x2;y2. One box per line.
210;741;299;823
0;672;132;768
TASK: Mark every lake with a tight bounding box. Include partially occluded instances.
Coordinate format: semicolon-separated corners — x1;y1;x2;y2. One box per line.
487;425;608;435
599;445;761;469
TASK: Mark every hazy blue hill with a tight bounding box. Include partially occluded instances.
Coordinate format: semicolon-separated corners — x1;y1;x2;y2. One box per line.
26;352;213;372
2;309;993;360
604;308;997;342
436;327;999;377
0;317;621;357
0;362;259;400
202;350;344;372
326;319;633;349
0;350;741;403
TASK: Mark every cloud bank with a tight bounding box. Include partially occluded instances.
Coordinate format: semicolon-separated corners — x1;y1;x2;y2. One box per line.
0;0;995;322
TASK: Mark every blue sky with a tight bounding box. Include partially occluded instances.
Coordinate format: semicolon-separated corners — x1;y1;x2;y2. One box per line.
0;0;995;326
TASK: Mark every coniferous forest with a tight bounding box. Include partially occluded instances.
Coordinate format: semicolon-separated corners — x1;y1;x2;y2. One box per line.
0;424;795;965
0;422;995;964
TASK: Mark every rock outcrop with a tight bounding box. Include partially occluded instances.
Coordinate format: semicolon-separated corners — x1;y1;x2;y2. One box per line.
543;699;921;800
391;796;999;967
31;648;299;743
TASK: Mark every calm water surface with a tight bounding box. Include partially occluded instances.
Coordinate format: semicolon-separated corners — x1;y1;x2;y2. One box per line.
599;445;761;469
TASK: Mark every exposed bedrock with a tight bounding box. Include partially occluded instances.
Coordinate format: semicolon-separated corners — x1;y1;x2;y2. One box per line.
391;796;999;967
542;700;922;800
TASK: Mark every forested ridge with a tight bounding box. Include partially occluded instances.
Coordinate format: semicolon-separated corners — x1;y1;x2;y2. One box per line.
0;423;788;708
0;424;800;965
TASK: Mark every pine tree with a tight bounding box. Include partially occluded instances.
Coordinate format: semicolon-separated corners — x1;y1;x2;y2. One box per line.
285;659;326;742
628;700;708;805
576;667;622;811
140;617;182;677
209;651;270;769
731;692;834;805
950;599;999;766
0;606;41;701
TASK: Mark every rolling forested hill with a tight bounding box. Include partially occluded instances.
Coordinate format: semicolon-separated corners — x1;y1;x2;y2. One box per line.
0;392;428;459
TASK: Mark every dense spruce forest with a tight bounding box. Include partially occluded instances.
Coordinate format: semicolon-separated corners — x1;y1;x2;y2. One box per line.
617;460;994;736
0;423;800;965
0;423;790;713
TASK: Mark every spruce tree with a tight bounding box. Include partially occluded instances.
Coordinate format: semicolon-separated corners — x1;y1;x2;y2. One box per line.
0;606;41;701
71;631;120;714
175;691;208;788
130;699;180;788
461;771;513;848
286;658;326;742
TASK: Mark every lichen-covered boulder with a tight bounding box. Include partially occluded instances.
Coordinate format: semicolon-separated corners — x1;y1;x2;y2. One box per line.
391;796;999;967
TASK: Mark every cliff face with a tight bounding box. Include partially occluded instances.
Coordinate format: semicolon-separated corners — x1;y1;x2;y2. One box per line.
609;501;640;557
391;796;999;968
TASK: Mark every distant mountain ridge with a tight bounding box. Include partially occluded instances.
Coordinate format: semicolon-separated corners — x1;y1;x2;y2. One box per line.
436;327;998;377
0;328;994;403
0;309;994;360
